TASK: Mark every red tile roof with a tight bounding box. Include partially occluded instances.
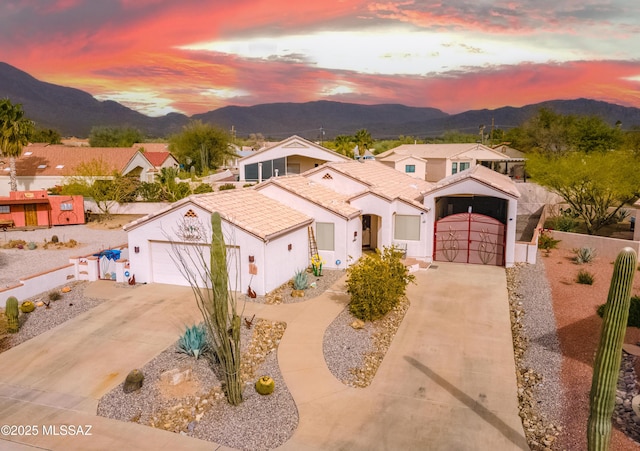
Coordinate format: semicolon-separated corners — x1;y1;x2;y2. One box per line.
143;151;171;167
0;144;139;177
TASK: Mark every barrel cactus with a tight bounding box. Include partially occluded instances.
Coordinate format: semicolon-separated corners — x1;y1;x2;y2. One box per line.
588;247;638;450
20;301;35;313
5;296;19;333
255;375;275;395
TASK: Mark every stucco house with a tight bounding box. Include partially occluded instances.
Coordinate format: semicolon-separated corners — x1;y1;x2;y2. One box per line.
123;138;523;295
124;189;313;296
239;135;350;182
0;144;164;196
0;190;85;228
377;143;525;182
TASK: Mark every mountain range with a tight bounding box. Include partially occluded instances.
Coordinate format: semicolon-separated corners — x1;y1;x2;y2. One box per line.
2;61;640;140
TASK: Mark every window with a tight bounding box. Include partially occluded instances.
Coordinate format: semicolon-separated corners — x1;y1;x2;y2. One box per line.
394;215;420;241
405;164;416;173
0;205;9;213
316;222;335;251
60;203;73;211
451;162;458;174
460;162;470;171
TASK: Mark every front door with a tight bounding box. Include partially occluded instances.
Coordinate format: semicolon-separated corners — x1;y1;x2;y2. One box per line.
24;204;38;226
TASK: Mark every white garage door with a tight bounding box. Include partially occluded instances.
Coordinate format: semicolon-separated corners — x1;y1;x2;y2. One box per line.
150;241;240;288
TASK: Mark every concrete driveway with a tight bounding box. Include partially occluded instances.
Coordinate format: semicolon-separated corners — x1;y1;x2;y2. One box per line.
0;263;527;450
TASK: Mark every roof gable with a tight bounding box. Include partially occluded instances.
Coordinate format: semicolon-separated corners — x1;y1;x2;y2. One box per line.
426;164;520;198
239;135;350;165
125;189;313;241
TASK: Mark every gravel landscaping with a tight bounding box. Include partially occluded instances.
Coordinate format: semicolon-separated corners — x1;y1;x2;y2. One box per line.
0;224;128;287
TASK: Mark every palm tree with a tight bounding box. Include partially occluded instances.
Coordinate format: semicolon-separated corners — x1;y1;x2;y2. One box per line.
354;129;373;157
0;99;34;191
334;135;355;158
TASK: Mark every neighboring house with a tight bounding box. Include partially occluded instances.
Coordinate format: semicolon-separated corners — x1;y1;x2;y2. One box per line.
0;190;84;228
124;189;313;296
238;135;350;182
224;145;254;170
377;143;525;182
0;144;170;195
132;143;180;182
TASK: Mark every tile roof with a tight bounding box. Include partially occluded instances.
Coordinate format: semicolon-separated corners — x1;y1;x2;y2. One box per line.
125;189;313;241
318;160;433;207
377;143;520;161
259;175;361;218
0;144;139;177
143;151;171;167
426;164;521;198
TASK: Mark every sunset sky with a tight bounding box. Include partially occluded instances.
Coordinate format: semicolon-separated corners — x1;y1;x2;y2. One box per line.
1;1;639;117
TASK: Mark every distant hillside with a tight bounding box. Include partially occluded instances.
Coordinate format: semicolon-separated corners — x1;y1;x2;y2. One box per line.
2;62;640;139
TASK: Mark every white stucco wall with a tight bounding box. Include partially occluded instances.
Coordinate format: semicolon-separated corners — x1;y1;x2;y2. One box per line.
257;184;362;269
126;202;310;295
0;176;63;196
423;179;519;267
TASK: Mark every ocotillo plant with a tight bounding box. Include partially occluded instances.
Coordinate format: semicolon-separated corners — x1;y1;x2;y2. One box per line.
5;296;19;333
588;247;637;450
207;212;242;405
168;212;243;405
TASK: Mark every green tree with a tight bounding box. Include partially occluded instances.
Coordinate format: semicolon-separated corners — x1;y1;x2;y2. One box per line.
169;121;234;174
0;99;34;191
354;129;373;156
621;125;640;156
157;167;191;202
88;125;145;147
331;135;355;158
527;150;640;234
30;127;61;144
61;158;139;217
572;115;623;153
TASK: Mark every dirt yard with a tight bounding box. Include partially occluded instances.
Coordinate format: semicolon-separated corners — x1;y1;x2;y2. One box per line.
544;247;640;450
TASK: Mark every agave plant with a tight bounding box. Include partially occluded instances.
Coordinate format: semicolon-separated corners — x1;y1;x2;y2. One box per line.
293;269;309;290
177;323;209;360
575;247;597;264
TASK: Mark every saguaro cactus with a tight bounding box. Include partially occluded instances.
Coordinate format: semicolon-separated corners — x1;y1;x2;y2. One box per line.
588;247;637;450
5;296;19;333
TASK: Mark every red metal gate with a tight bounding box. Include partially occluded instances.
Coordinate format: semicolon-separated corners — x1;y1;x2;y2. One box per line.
434;213;505;265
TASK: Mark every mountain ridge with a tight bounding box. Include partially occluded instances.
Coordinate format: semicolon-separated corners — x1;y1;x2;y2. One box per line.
2;62;640;139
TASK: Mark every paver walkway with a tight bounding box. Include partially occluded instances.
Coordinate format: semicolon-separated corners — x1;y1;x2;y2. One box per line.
0;263;527;450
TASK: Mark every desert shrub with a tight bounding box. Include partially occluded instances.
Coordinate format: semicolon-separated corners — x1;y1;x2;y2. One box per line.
136;182;165;202
177;324;209;360
193;183;213;194
597;295;640;328
218;183;236;191
48;291;62;301
548;215;579;232
0;311;7;336
574;247;597;264
577;269;595;285
346;246;415;321
3;240;26;249
292;269;309;290
538;230;560;250
243;183;255;188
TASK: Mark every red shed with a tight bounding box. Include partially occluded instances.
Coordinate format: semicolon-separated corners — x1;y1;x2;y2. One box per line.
0;191;84;229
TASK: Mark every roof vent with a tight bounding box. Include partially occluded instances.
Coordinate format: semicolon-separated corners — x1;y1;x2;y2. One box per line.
322;173;333;180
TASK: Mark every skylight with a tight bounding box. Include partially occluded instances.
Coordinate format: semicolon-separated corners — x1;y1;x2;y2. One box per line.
24;151;32;156
56;165;64;169
37;164;47;169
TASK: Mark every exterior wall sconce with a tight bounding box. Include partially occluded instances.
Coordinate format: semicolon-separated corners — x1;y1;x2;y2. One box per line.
248;255;255;263
353;231;358;242
288;244;292;251
134;246;140;253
